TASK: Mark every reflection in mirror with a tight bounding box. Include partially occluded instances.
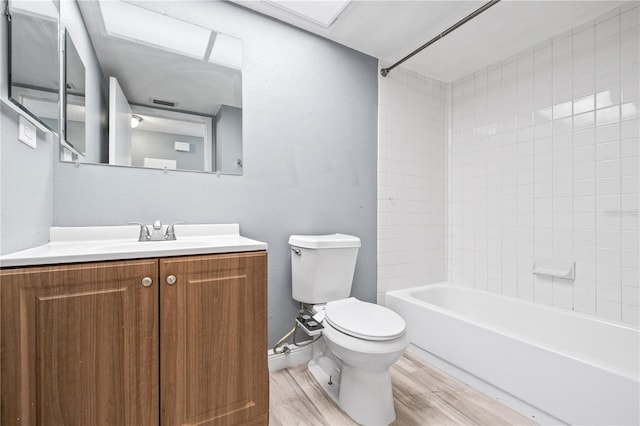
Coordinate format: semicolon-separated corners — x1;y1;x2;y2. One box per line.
8;0;60;132
63;0;243;174
129;104;213;172
64;31;86;155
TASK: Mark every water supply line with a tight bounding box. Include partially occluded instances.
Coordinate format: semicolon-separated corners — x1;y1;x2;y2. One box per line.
380;0;501;77
292;322;321;347
272;302;322;354
272;326;296;354
273;302;306;354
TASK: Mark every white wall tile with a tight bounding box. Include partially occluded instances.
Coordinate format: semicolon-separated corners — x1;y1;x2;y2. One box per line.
622;303;640;325
622;81;639;102
622;267;640;286
598;298;622;321
380;5;635;325
448;4;638;325
378;68;448;295
596;122;621;143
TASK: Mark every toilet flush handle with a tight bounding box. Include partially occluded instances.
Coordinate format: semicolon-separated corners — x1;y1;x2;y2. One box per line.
291;247;301;256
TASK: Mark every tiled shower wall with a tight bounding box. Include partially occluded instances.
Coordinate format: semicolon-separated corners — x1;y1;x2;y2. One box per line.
377;68;448;303
449;3;640;324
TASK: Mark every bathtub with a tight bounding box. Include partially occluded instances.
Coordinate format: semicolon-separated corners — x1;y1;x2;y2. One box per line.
386;283;640;425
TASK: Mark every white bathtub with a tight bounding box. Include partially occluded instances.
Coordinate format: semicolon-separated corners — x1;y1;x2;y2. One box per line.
386;283;640;425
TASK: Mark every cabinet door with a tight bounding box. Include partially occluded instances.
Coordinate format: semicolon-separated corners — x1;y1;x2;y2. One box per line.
0;260;159;426
160;252;268;426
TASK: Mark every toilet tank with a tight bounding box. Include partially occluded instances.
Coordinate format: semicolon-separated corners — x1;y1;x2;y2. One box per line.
289;234;361;304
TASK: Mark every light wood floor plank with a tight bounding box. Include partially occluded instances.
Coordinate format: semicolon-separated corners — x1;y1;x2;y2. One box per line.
269;367;330;425
289;365;355;425
390;366;474;426
434;388;530;426
405;361;470;394
391;350;424;376
269;350;535;426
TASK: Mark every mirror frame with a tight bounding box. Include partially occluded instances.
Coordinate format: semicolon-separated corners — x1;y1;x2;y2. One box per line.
0;0;61;134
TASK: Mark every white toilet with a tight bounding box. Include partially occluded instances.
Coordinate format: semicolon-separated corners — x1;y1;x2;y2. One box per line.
289;233;409;425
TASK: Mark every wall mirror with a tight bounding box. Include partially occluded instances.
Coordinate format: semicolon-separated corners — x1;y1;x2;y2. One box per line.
64;30;85;154
6;0;60;133
61;0;243;175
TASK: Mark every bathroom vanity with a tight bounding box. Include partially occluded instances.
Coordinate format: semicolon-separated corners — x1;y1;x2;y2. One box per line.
0;224;268;426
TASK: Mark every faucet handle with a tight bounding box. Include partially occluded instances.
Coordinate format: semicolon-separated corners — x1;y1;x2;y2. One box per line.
165;220;186;241
128;221;151;241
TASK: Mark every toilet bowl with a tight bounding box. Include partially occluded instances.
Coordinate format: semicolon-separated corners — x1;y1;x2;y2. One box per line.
310;297;409;425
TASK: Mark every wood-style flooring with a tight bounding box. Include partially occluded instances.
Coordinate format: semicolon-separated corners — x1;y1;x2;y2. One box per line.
269;350;536;425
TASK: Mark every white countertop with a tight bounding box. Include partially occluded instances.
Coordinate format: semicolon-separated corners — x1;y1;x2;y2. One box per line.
0;224;267;267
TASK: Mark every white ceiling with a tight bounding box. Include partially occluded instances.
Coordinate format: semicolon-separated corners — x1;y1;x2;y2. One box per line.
233;0;626;82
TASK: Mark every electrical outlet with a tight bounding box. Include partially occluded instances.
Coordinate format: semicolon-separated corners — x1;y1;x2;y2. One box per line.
18;115;37;149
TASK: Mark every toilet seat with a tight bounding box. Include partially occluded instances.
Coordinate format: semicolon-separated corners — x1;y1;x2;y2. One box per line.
325;297;406;341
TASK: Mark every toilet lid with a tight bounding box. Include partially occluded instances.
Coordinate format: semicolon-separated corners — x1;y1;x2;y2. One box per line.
325;297;406;341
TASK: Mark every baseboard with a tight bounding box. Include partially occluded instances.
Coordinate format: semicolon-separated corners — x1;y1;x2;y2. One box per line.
268;345;313;371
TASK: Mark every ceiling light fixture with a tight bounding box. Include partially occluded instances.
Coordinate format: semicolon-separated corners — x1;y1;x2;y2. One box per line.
131;115;143;128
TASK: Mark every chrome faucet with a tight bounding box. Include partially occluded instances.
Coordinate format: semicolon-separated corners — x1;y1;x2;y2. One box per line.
150;220;164;241
165;220;185;241
129;221;152;241
129;220;185;242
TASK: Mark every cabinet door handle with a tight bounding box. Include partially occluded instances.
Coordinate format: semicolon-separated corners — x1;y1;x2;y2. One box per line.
166;275;177;285
141;276;153;287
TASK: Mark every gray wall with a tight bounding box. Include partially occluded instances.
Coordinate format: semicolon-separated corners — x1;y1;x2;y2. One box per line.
42;1;376;348
0;103;54;254
0;2;53;255
131;129;205;171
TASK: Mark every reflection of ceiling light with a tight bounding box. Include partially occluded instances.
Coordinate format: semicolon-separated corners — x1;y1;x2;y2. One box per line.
9;0;58;20
98;0;211;59
97;0;243;68
263;0;351;28
131;115;143;128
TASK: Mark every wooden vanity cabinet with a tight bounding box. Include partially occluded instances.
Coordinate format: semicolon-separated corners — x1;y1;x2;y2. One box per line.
0;251;268;426
160;252;269;426
0;259;159;426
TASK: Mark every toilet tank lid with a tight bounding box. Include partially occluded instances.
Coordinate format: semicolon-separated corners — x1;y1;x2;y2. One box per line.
289;233;361;249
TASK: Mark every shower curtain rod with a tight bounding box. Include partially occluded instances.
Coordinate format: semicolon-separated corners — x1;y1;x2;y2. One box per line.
380;0;501;77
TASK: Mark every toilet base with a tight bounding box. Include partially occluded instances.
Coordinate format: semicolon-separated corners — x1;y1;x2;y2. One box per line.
339;365;396;425
307;344;397;425
307;359;341;404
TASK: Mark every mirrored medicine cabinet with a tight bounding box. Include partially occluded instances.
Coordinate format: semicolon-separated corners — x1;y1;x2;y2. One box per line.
4;0;60;133
4;0;244;175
